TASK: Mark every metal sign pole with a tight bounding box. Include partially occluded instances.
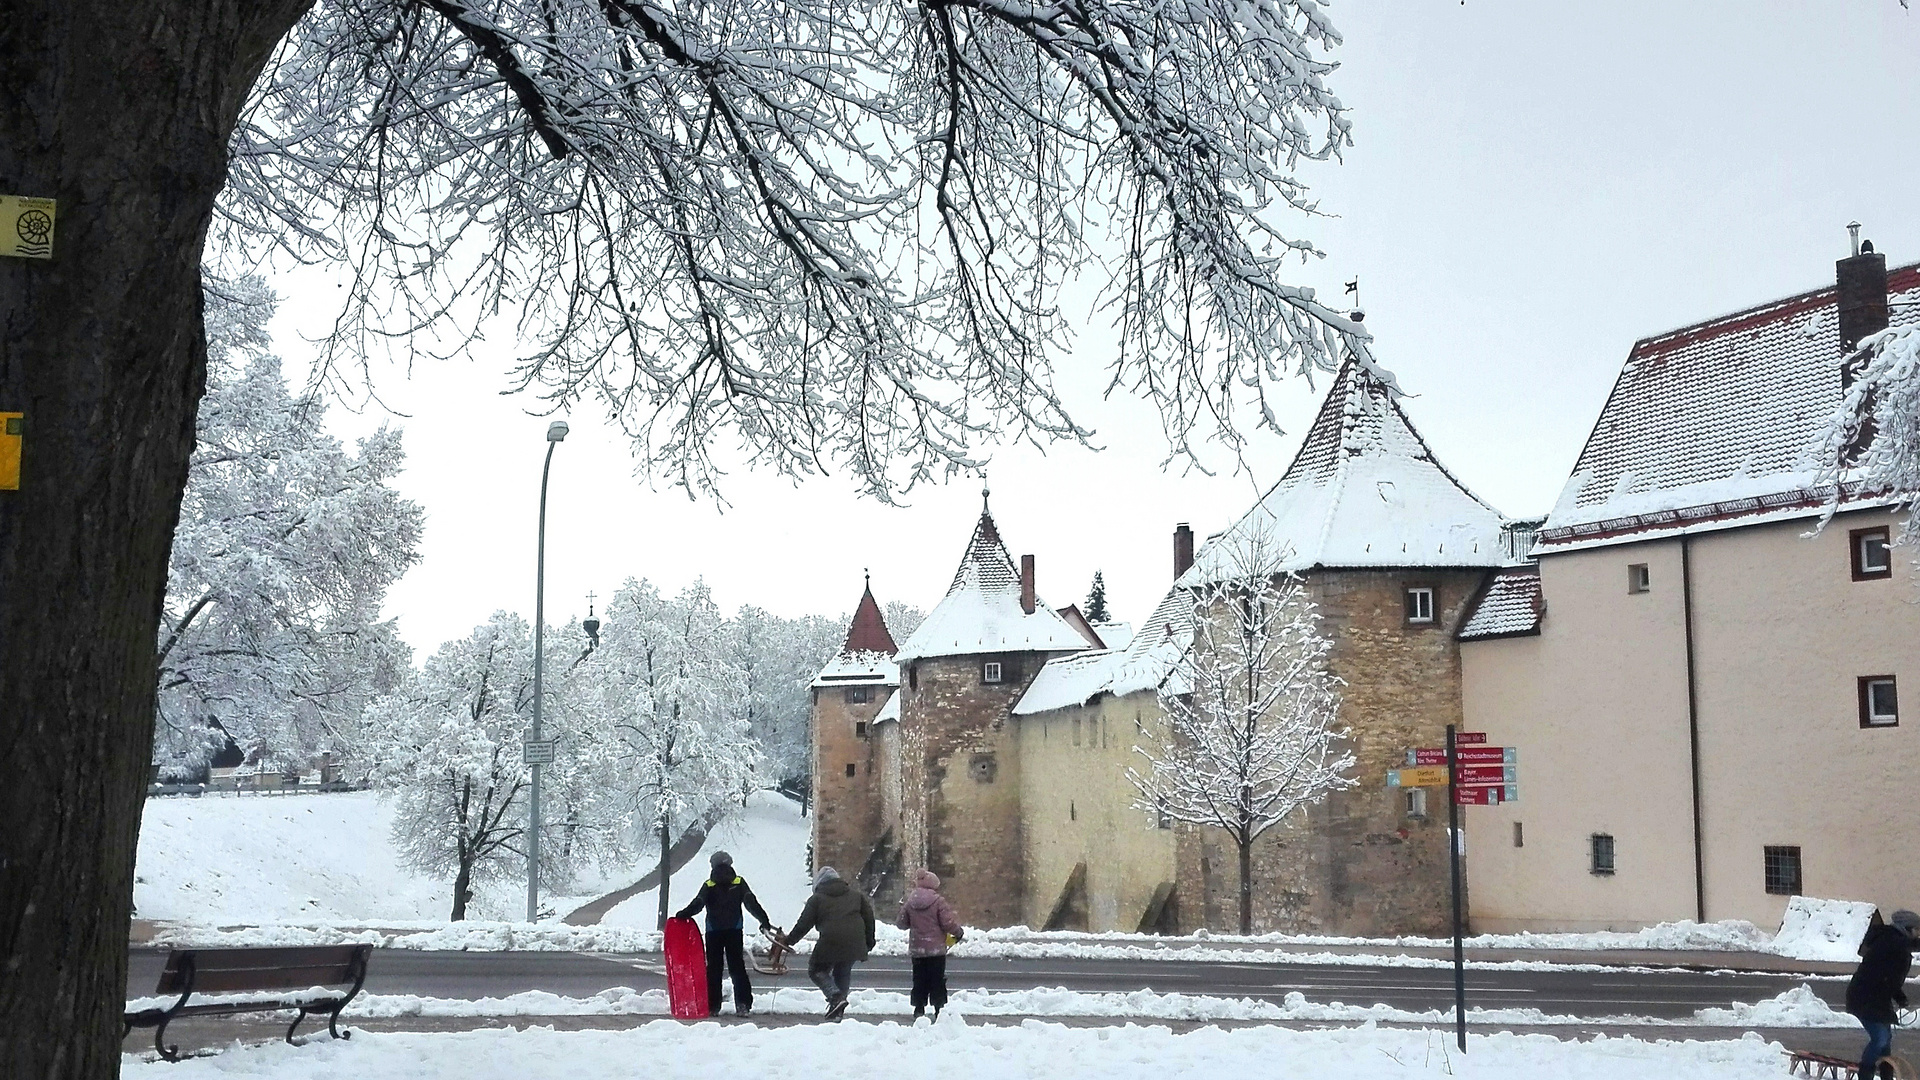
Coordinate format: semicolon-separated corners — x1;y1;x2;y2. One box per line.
1448;722;1467;1052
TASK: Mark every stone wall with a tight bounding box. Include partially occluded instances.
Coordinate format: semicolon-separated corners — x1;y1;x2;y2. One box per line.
899;652;1051;927
1016;689;1178;932
810;681;892;881
1174;567;1488;935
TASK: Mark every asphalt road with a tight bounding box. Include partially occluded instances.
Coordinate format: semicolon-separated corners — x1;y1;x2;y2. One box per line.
125;947;1844;1021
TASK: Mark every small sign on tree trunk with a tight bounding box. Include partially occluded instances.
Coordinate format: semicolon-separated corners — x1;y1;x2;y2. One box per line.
1;196;56;259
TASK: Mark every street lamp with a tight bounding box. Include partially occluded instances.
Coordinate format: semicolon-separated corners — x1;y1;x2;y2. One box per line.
528;420;568;922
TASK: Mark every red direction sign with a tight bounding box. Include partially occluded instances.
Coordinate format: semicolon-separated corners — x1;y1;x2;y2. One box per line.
1408;747;1516;766
1455;732;1487;745
1454;785;1518;806
1455;765;1517;785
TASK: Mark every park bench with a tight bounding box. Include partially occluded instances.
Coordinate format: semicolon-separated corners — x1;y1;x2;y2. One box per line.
123;944;371;1061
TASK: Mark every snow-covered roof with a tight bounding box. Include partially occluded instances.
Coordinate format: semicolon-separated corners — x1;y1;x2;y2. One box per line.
1091;622;1134;651
1537;263;1920;552
1180;359;1506;583
811;581;901;687
1013;587;1194;715
895;507;1095;662
1457;568;1542;641
873;689;900;725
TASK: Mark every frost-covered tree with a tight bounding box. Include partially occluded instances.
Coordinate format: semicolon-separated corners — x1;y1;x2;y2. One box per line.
1128;534;1356;934
157;277;421;778
883;602;927;644
1823;326;1920;552
592;579;760;928
732;607;840;794
1085;572;1111;624
363;613;586;920
5;0;1367;1069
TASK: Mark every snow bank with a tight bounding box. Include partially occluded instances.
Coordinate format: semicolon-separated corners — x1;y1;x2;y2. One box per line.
1772;896;1876;962
120;1017;1794;1079
1691;985;1858;1028
149;921;666;953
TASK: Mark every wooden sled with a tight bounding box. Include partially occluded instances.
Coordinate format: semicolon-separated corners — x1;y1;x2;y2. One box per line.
752;925;793;976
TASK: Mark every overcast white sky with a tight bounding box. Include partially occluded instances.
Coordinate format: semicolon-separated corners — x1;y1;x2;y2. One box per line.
265;0;1920;655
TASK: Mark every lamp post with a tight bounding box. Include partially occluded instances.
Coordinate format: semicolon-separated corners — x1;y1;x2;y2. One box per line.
528;420;568;922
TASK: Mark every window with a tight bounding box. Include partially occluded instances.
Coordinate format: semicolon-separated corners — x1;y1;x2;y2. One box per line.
1405;587;1435;625
983;661;1004;684
1860;676;1900;727
1852;527;1893;580
844;763;857;778
1513;822;1524;848
1764;846;1803;896
1628;563;1651;594
1590;833;1615;876
855;721;867;738
1156;797;1173;830
1404;788;1428;819
908;663;918;690
845;685;871;704
1072;717;1081;746
1069;800;1077;822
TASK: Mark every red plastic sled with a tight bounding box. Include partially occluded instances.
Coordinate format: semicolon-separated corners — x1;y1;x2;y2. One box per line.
664;917;709;1019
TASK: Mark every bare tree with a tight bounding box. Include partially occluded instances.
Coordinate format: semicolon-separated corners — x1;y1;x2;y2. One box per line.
3;1;1366;1073
1128;533;1356;935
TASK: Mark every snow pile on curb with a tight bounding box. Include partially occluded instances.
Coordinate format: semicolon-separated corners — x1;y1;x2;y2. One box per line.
1691;985;1857;1028
149;922;665;953
119;1016;1797;1079
1772;897;1876;962
960;920;1774;954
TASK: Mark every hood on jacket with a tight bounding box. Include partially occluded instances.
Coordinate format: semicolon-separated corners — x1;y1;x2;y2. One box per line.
816;877;853;898
814;866;841;888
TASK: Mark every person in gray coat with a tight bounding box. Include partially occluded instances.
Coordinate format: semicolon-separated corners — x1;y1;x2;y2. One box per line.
784;866;876;1021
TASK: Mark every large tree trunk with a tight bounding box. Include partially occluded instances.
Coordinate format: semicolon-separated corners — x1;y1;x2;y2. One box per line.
656;817;672;930
0;3;310;1076
1237;838;1254;936
451;860;473;921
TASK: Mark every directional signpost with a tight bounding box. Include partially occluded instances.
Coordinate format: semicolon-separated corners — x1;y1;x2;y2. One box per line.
522;739;557;766
1385;728;1521;1054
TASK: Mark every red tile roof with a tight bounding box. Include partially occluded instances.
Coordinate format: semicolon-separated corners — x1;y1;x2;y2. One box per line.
1539;263;1920;550
843;583;898;656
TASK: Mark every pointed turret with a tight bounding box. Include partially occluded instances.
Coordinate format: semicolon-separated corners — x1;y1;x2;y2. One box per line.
843;580;898;655
813;578;900;687
1183;358;1506;581
897;501;1092;661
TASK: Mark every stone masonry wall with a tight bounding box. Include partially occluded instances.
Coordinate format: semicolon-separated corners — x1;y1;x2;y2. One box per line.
900;653;1051;927
1174;567;1490;935
811;682;892;881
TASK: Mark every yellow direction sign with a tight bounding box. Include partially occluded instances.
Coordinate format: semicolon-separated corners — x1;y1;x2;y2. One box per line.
0;413;21;490
2;196;56;259
1387;766;1450;788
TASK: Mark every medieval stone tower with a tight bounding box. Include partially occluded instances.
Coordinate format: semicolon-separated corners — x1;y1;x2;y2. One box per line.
809;582;899;889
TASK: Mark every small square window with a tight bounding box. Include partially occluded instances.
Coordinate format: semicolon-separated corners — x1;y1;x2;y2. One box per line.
855;721;867;738
1590;833;1615;876
1628;564;1651;594
1852;527;1893;580
1156;797;1173;830
1764;845;1803;896
845;685;871;704
983;661;1004;684
1404;788;1428;819
1513;822;1524;848
1860;676;1899;728
1405;587;1435;625
845;763;857;777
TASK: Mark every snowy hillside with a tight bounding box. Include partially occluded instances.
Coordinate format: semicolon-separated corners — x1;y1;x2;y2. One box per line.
600;791;814;929
134;790;811;927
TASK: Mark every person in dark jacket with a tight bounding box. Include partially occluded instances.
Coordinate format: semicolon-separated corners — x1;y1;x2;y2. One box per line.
1849;909;1920;1080
895;868;965;1021
785;866;876;1021
674;851;774;1016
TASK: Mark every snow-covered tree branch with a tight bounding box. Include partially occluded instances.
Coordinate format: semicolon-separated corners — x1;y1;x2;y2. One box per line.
1127;530;1355;934
220;0;1370;500
1821;325;1920;549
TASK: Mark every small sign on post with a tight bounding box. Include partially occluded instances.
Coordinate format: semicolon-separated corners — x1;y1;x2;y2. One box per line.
1387;765;1451;788
522;738;557;765
0;414;20;490
1409;746;1516;766
1;196;56;259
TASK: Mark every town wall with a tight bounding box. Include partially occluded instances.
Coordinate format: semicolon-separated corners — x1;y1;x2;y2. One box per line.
810;682;891;880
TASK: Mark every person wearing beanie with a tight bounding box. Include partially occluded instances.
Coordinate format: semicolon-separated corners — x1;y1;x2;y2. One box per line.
674;850;774;1016
1848;908;1920;1080
896;868;965;1021
784;866;876;1021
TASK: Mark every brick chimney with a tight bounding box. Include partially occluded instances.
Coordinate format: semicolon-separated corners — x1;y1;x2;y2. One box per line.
1838;222;1890;358
1173;524;1194;579
1020;554;1036;614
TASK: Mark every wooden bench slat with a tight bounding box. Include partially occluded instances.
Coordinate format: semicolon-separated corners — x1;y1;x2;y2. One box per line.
155;945;366;993
175;965;363;994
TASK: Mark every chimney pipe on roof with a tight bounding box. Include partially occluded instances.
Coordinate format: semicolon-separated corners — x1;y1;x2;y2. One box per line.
1174;524;1194;580
1020;554;1035;615
1837;225;1890;359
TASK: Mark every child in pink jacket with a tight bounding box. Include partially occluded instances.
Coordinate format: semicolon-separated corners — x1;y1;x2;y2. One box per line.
895;868;964;1020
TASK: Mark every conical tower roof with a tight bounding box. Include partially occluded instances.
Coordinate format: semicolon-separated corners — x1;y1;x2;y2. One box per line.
812;578;900;687
896;502;1093;662
1183;358;1506;581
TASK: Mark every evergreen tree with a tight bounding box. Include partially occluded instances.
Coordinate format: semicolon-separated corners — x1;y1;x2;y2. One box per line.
1085;572;1111;624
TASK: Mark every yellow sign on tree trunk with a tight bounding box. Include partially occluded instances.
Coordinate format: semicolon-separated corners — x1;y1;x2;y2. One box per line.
1;196;56;259
0;413;21;490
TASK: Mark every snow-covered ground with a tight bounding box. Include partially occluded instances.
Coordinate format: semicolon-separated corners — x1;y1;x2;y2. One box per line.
120;1018;1798;1079
599;791;814;929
